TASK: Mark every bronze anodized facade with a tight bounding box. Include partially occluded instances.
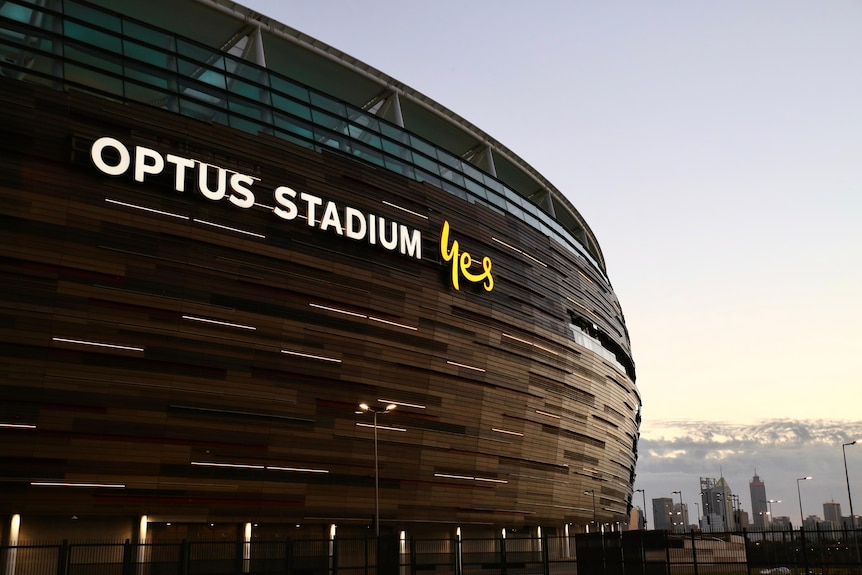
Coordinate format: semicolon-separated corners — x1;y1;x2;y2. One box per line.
0;0;639;540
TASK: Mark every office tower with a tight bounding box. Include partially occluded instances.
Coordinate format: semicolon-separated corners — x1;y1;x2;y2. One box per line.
653;498;674;531
750;473;768;530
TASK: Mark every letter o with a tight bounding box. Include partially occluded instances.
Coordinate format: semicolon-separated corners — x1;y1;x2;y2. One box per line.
91;137;131;176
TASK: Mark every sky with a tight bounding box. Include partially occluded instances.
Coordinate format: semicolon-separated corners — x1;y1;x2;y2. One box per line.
240;1;862;525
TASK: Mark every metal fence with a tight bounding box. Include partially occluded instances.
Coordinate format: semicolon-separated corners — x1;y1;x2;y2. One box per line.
1;528;860;575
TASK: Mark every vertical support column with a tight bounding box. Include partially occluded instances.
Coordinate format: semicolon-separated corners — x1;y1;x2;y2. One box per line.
390;92;405;128
328;524;337;575
253;27;267;67
5;514;21;575
243;522;252;573
136;515;148;575
483;147;497;178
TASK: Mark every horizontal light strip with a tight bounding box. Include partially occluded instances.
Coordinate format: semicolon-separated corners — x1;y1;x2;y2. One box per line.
281;350;341;363
368;316;418;330
106;198;188;220
378;399;426;409
0;423;36;429
535;409;561;419
52;337;144;352
501;333;558;356
491;237;548;267
447;360;486;372
492;428;523;437
31;482;125;488
191;461;264;469
382;200;428;219
266;466;329;474
356;422;406;432
310;303;366;318
194;219;265;238
509;473;569;484
310;304;417;331
182;315;256;330
434;473;507;484
567;297;602;322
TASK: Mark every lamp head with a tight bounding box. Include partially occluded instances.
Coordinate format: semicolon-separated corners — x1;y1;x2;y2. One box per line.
359;403;370;411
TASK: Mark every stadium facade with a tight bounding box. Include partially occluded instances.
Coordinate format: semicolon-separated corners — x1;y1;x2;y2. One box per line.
0;0;640;542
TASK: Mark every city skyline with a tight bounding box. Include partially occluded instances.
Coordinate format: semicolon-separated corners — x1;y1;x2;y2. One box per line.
243;0;862;521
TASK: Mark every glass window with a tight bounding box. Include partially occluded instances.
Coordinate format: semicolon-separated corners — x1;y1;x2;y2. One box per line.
310;92;346;118
380;138;412;161
506;200;524;220
123;21;173;51
311;109;346;133
66;2;120;33
462;162;484;183
123;39;174;72
464;178;487;199
440;168;464;187
380;122;409;144
436;150;462;172
352;142;386;168
178;78;226;107
274;112;313;140
64;63;122;96
412;152;440;176
485;190;506;210
178;58;225;89
229;77;271;106
272;94;311;121
270;75;309;103
441;181;467;200
409;135;438;159
64;21;121;54
383;155;415;179
176;39;222;68
314;126;351;152
347;124;382;149
415;169;442;189
347;109;380;133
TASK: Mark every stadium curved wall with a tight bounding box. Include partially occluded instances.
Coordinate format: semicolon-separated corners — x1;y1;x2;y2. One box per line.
0;0;639;540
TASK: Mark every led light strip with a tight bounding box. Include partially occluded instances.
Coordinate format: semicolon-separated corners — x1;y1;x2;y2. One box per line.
194;219;265;238
31;482;125;488
491;237;548;267
566;297;602;322
446;360;486;372
106;198;188;220
535;409;561;419
434;473;507;484
355;422;406;432
382;200;428;219
281;350;341;363
501;333;558;356
52;337;144;352
378;399;425;409
182;315;256;330
492;428;523;437
0;423;36;429
192;461;329;473
310;304;417;331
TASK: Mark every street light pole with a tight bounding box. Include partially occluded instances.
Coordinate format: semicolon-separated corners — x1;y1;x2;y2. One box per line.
585;490;597;526
796;476;811;529
359;402;396;536
843;440;858;528
635;489;647;529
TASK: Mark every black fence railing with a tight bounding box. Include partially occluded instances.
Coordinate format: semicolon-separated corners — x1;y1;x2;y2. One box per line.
1;528;860;575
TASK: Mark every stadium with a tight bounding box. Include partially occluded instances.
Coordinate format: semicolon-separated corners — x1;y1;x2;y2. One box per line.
0;0;640;544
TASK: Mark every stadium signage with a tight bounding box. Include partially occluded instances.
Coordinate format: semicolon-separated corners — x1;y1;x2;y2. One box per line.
90;136;493;291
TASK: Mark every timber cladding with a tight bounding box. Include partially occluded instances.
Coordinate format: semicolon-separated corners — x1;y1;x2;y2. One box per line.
0;78;639;530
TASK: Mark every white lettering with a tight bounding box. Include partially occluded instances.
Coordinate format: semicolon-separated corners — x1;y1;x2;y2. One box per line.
345;207;366;240
273;186;298;220
134;146;165;183
378;217;398;250
319;201;343;235
198;163;227;201
300;192;322;226
165;154;195;192
229;172;257;209
91;137;130;176
400;227;422;258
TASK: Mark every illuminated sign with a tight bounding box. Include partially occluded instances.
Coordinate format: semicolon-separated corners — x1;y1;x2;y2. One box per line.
90;137;494;291
440;221;494;292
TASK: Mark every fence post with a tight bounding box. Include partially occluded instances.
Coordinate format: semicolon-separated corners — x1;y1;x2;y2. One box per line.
689;530;698;575
179;538;190;575
409;536;416;575
283;537;293;575
122;538;133;575
799;527;809;575
541;532;550;575
56;540;69;575
499;533;508;575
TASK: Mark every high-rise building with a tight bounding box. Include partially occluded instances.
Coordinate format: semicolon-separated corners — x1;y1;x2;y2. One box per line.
0;0;640;544
823;502;842;526
672;503;689;533
653;498;674;531
700;476;735;530
750;473;768;530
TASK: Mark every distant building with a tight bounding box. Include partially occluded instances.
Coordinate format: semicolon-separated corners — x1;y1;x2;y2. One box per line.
628;507;645;530
700;476;735;530
823;502;842;527
750;473;768;530
653;497;674;531
672;503;689;533
773;516;793;530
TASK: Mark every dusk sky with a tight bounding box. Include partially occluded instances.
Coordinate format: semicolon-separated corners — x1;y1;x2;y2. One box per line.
242;1;862;524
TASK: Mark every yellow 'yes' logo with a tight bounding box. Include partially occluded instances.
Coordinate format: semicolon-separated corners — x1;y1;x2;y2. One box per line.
440;221;494;292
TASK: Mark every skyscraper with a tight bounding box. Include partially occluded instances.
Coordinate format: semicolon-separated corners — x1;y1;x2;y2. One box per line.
653;498;675;531
750;473;768;530
823;501;842;526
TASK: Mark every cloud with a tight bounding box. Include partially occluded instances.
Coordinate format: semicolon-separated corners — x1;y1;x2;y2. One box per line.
633;419;862;523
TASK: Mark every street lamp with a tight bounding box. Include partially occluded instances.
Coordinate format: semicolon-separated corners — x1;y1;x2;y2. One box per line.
767;499;780;528
843;440;859;528
585;489;597;525
672;491;683;532
635;489;647;529
796;476;811;528
358;402;396;536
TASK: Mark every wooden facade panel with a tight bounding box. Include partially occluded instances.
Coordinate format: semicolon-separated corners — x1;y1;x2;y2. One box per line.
0;77;639;532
